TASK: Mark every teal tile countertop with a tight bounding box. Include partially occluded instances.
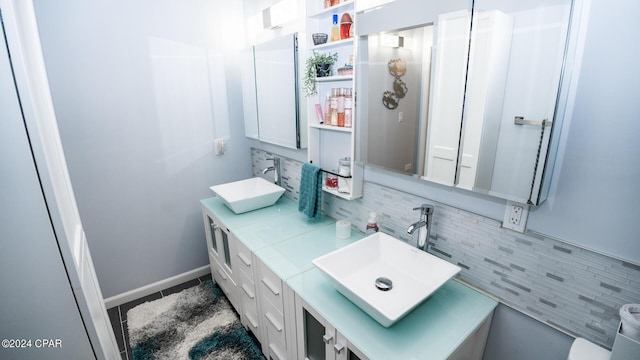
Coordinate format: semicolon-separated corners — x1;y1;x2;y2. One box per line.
201;196;498;359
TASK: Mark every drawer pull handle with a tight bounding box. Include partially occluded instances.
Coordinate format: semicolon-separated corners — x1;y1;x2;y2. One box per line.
268;344;285;360
334;343;345;354
322;334;333;344
265;312;283;332
216;269;227;281
245;312;259;329
237;252;251;267
241;284;255;299
261;278;280;296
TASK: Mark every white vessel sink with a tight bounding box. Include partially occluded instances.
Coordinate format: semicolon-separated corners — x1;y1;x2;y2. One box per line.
313;232;461;327
210;177;285;214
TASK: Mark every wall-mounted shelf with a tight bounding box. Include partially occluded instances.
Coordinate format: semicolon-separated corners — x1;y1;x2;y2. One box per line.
322;186;356;200
306;0;362;201
309;2;354;19
311;38;354;51
316;75;353;82
309;123;353;133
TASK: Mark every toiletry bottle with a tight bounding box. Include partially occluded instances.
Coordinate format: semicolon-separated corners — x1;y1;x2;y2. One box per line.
330;14;340;42
340;13;353;40
366;212;379;234
324;92;331;124
337;88;345;127
330;88;339;126
344;88;353;128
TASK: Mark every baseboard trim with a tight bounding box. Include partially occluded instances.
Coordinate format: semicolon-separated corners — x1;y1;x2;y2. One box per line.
104;265;211;309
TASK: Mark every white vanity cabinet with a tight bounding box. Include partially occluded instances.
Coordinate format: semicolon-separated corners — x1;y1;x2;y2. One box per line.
202;209;240;314
201;197;497;360
295;294;368;360
201;204;298;360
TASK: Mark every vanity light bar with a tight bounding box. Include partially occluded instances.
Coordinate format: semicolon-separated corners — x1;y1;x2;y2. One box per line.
514;116;552;127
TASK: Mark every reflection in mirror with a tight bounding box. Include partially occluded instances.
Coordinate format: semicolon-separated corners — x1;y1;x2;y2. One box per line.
424;10;472;185
361;24;434;175
459;0;572;203
358;0;472;181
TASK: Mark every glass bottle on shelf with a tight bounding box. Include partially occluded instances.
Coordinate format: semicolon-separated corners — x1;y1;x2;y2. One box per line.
330;14;340;42
337;88;345;127
330;88;339;126
324;92;331;124
344;88;353;128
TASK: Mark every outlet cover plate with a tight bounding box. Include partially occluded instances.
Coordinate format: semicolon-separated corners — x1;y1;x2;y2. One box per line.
502;200;528;233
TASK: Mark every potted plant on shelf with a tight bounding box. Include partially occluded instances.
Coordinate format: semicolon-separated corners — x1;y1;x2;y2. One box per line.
303;51;338;97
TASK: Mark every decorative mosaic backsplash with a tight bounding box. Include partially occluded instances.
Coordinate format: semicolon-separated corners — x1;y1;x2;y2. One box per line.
251;148;640;349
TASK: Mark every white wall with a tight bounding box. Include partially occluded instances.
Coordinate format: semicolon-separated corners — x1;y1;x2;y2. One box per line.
32;0;252;298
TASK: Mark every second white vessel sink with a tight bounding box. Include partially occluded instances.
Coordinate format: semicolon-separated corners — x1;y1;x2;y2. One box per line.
210;177;285;214
313;232;461;327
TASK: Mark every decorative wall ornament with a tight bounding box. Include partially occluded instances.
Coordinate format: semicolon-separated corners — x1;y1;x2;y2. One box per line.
383;58;408;109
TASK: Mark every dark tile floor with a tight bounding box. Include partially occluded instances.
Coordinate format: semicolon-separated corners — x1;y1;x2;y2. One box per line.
107;273;212;360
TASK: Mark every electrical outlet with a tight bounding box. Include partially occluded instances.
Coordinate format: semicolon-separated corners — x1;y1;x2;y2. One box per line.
502;200;528;233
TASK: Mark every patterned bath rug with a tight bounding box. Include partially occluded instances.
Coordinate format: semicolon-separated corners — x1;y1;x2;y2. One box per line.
127;280;265;360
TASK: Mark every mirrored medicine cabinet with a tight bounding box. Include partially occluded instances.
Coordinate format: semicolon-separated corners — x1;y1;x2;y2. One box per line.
241;32;307;149
356;0;577;205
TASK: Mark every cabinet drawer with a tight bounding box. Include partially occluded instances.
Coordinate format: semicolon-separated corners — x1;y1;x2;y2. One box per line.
263;299;286;357
258;260;283;310
238;270;256;295
210;255;239;314
268;339;287;360
235;238;254;279
239;290;260;337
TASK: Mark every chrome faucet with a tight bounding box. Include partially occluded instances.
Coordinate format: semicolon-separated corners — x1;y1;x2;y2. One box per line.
406;204;434;252
262;157;281;186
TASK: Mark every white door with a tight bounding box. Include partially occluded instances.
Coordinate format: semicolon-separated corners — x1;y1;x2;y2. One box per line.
1;1;120;358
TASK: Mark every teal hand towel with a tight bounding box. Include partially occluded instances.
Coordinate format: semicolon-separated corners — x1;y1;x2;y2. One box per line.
298;163;322;218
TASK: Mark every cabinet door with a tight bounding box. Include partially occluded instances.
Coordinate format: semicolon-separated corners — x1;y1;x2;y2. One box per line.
203;211;220;257
253;33;303;149
295;294;368;360
218;226;235;277
201;211;242;314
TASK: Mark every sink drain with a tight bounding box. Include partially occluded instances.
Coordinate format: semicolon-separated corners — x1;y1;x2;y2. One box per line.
375;277;393;291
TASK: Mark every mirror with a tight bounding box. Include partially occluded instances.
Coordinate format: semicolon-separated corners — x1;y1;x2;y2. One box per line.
357;0;471;179
458;0;573;204
241;33;307;149
357;0;574;205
